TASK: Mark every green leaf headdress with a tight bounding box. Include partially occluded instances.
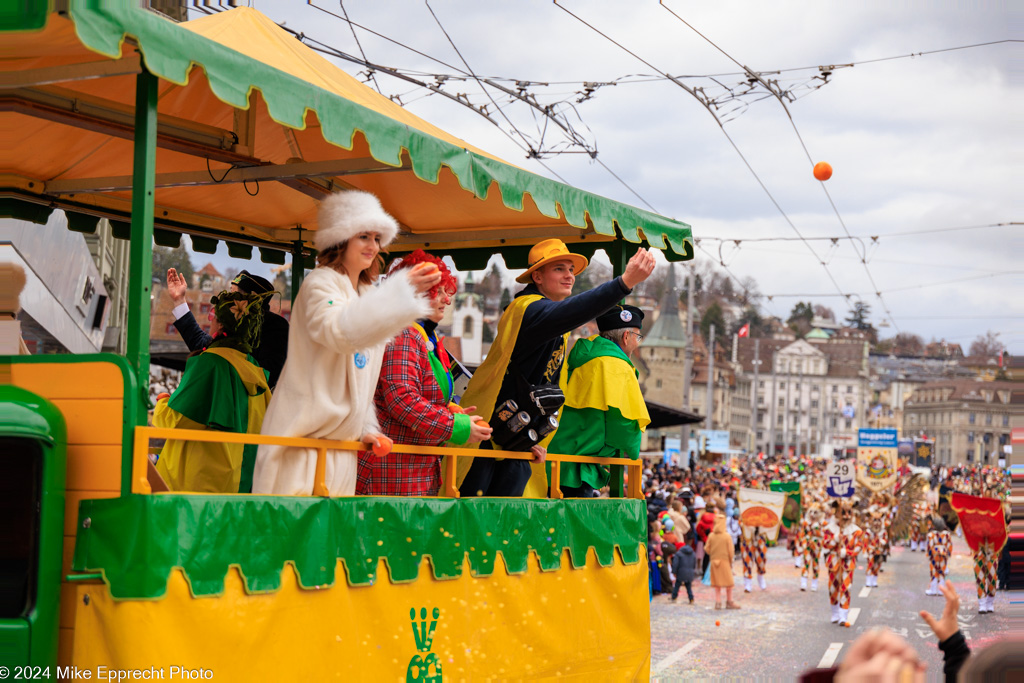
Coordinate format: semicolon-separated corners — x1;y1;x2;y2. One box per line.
209;289;276;353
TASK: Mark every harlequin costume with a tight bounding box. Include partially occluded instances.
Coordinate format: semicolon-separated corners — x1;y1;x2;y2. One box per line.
800;506;825;592
950;492;1007;614
740;526;767;592
863;511;887;588
357;251;472;496
254;191;432;496
156;290;272;493
925;518;953;596
823;501;863;626
546;306;650;498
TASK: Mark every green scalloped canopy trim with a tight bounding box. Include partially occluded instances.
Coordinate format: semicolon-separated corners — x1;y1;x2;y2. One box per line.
71;495;646;600
47;4;692;258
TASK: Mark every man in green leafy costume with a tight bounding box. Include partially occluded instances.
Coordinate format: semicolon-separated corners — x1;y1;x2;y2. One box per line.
547;304;651;498
155;289;273;493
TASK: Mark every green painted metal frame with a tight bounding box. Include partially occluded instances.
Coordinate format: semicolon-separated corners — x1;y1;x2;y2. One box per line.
0;385;67;667
124;69;157;416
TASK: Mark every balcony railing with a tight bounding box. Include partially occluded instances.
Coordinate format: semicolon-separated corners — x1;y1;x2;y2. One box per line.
132;427;644;499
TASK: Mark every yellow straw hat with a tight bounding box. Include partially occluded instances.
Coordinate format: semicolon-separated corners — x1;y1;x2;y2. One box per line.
515;238;589;284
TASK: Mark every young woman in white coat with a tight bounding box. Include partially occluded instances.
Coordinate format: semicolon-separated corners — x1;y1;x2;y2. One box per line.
253;190;440;496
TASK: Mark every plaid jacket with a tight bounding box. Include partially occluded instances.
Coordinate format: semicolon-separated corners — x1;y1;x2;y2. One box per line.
356;326;454;496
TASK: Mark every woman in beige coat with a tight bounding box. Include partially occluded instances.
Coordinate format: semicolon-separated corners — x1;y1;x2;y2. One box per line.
705;516;741;610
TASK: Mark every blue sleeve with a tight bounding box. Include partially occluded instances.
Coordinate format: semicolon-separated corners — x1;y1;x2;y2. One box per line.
517;277;630;352
173;310;213;352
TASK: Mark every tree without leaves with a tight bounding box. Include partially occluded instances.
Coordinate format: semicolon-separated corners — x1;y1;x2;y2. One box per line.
969;331;1003;357
813;304;835;321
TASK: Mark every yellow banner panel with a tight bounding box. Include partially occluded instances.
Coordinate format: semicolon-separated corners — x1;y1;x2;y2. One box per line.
72;550;650;681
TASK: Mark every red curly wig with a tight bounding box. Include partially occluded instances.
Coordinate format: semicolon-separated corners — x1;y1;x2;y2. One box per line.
387;249;457;299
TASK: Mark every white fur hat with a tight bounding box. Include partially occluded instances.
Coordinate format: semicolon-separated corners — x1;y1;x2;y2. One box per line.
315;190;399;252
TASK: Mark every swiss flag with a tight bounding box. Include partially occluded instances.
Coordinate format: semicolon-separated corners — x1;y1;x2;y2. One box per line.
737;323;750;338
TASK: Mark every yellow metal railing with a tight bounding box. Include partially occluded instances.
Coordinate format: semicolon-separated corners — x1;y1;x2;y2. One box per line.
133;426;644;499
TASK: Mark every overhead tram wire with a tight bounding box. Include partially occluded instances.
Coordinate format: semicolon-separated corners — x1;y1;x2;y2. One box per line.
337;0;383;94
553;1;852;306
659;1;902;334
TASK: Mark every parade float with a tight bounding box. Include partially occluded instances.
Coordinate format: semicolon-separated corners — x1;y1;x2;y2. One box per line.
1;3;695;679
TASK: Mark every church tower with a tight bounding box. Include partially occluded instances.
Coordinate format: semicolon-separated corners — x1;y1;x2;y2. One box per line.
639;264;689;407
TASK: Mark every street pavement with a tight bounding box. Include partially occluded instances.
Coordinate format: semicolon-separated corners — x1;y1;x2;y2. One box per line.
649;533;1009;680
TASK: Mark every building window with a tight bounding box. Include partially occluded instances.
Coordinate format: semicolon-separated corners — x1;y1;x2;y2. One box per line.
792;415;798;426
811;400;818;409
831;417;838;428
796;383;801;390
966;449;974;462
832;400;839;409
165;322;177;334
777;415;783;425
985;413;992;425
967;431;974;443
794;398;800;408
199;303;212;315
810;417;818;427
1004;415;1010;426
779;382;786;389
656;379;662;389
758;396;765;405
845;419;852;429
832;385;838;392
759;380;765;388
674;349;679;358
462;317;474;338
756;431;763;440
778;398;785;407
846;385;853;393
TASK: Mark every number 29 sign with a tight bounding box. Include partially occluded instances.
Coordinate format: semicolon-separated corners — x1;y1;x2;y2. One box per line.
826;459;855;497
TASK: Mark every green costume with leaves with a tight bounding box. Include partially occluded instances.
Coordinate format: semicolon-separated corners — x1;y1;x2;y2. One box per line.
547;335;650;491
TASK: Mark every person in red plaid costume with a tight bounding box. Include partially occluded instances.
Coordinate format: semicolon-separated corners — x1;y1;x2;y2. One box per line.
357;250;493;496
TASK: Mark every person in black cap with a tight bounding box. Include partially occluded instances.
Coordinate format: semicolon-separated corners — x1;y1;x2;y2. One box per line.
166;267;290;388
545;304;651;498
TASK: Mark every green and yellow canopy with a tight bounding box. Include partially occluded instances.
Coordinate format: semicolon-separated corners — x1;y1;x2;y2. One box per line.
1;3;693;267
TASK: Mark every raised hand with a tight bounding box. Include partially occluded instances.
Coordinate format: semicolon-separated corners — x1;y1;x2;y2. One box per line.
919;580;961;643
166;268;188;305
621;248;657;289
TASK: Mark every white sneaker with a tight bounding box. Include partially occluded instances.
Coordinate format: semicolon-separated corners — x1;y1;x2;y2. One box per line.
986;596;995;613
979;597;990;614
744;577;753;593
758;574;767;590
811;579;819;592
800;577;807;591
795;557;803;568
925;579;939;596
830;604;840;623
839;608;849;626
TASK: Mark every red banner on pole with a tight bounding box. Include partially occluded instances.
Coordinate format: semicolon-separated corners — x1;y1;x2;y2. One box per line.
949;492;1007;553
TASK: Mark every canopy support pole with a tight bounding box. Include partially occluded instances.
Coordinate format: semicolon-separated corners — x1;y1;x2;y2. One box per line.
607;237;632;498
125;67;158;489
291;237;306;305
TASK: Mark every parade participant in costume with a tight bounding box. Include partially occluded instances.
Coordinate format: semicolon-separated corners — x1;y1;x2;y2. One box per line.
863;509;888;588
740;525;768;592
950;492;1007;614
546;305;651;497
706;516;740;610
357;251;492;496
254;191;440;496
793;513;805;569
800;503;825;592
167;268;290;389
926;515;953;596
155;289;273;493
910;502;929;550
455;239;656;498
823;498;864;626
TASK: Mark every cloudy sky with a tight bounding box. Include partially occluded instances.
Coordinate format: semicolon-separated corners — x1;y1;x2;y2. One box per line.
193;1;1022;351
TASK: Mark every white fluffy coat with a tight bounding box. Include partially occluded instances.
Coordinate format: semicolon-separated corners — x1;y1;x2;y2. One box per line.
253;267;431;495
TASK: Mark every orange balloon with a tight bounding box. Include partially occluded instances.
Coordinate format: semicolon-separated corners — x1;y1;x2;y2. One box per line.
715;620;721;627
813;162;833;181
